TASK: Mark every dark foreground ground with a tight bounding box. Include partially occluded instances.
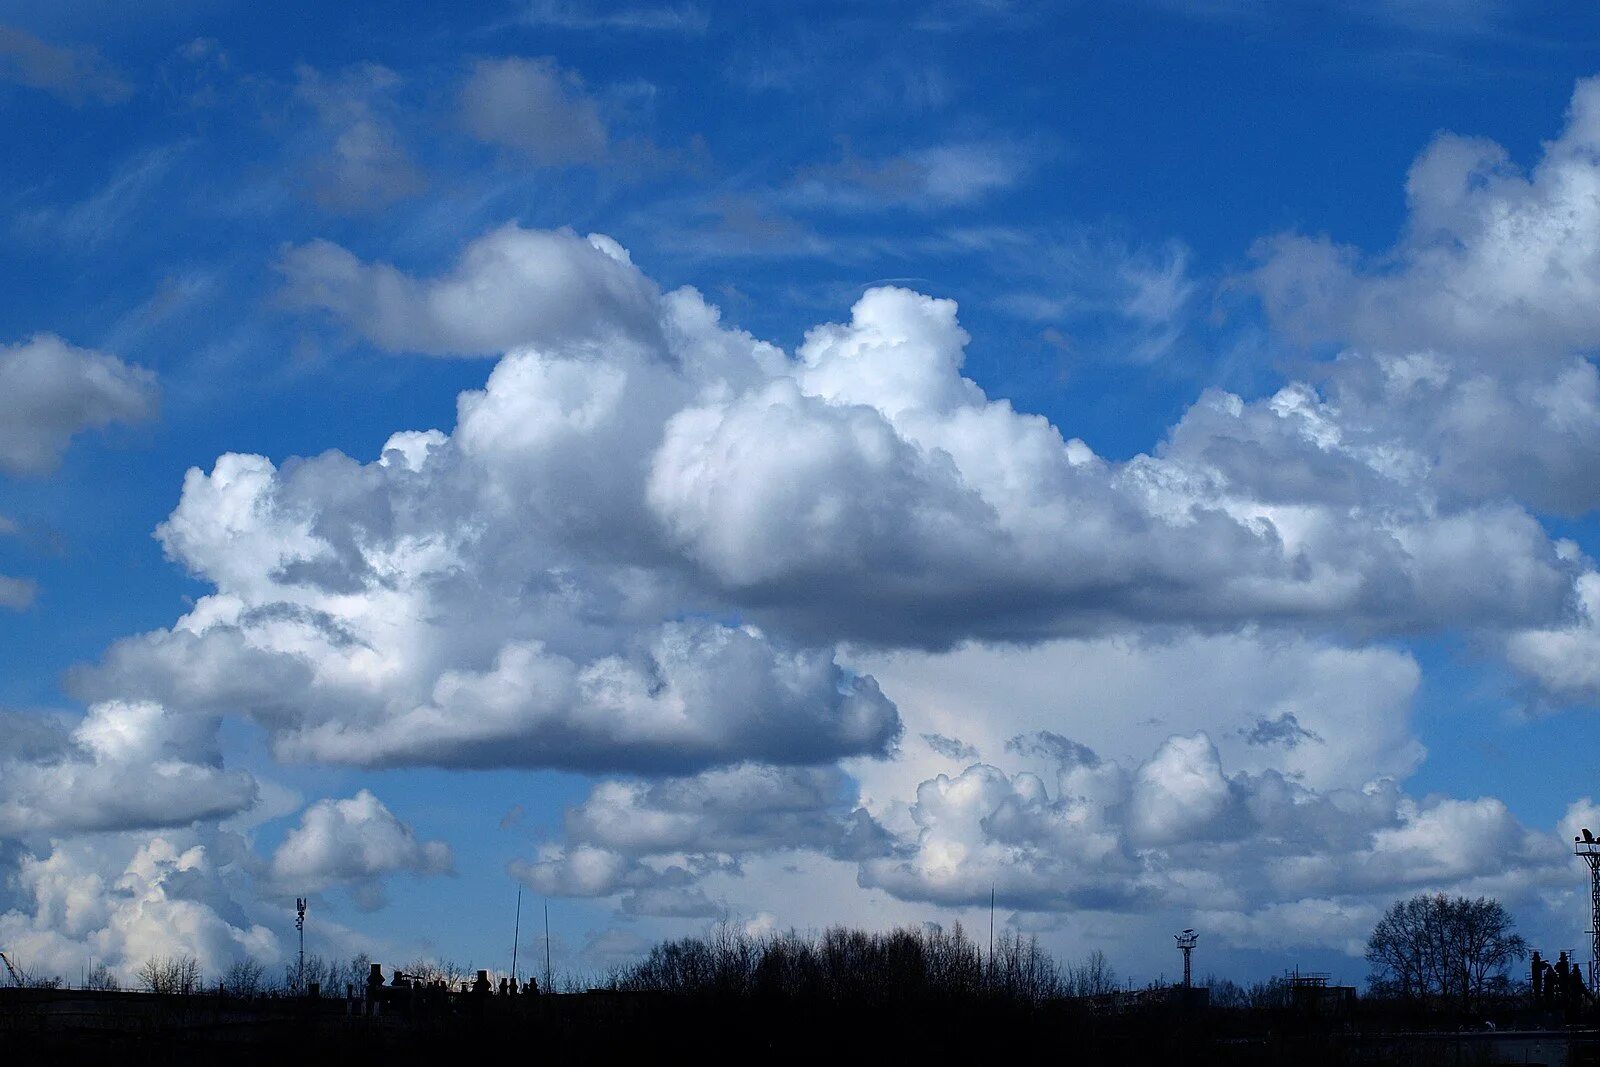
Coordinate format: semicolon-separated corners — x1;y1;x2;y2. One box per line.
4;987;1598;1065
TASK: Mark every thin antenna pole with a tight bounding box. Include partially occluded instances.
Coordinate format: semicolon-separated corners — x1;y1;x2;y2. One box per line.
511;888;522;986
988;885;995;983
543;900;552;992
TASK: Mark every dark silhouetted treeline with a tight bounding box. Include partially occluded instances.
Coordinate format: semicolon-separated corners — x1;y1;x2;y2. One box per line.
2;897;1591;1066
607;922;1112;1003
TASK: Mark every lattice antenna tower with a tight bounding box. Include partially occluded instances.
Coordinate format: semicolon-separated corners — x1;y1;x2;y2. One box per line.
1576;830;1600;990
1174;929;1198;990
295;897;308;995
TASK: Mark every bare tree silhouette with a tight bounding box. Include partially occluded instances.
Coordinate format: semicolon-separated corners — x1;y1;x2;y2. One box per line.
137;955;203;995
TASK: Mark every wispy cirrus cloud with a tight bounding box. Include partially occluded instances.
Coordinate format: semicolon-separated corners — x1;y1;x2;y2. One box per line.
520;0;709;34
14;145;179;248
787;140;1040;210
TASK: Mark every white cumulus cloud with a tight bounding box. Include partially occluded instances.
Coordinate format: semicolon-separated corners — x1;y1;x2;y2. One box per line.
270;790;452;897
0;334;157;476
460;56;609;164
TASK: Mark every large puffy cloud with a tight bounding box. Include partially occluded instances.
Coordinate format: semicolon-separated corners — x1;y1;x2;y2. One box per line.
515;728;1574;956
79;562;899;773
1248;76;1600;516
278;627;898;772
270;790;451;899
271;218;1587;646
850;633;1424;796
1253;76;1600;358
0;831;277;983
831;630;1445;949
859;733;1569;929
98;208;1594;780
860;755;1140;911
0;702;256;836
512;762;891;917
0;334;157;476
1506;569;1600;702
648;285;1572;645
514;628;1484;949
69;362;901;771
1238;74;1600;702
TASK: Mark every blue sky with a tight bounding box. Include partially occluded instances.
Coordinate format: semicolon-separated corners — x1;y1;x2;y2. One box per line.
5;0;1600;988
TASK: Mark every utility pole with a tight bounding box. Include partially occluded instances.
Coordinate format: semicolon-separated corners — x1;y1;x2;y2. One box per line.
543;900;552;993
988;885;995;983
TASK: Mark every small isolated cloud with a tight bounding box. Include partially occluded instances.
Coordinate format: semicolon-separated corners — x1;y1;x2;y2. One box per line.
0;24;130;105
292;64;426;213
270;790;452;898
460;56;609;164
0;334;157;476
922;732;977;760
0;575;36;611
1240;712;1323;748
160;37;232;111
1006;730;1101;768
521;1;709;34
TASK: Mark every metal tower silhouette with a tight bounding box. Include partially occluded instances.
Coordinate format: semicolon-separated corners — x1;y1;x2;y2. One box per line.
1175;929;1198;989
295;897;307;994
1576;829;1600;989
